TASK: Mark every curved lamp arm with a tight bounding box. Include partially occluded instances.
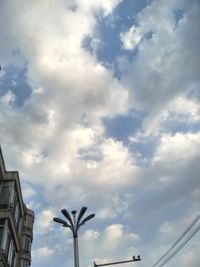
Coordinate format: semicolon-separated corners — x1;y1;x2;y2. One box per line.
61;209;74;226
78;213;95;230
53;217;67;225
77;207;87;225
81;214;95;224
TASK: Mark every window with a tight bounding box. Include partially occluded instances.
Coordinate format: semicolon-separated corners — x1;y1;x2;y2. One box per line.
8;239;16;266
23;236;31;254
26;214;33;229
4;228;11;257
14;203;20;223
0;185;10;203
0;181;14;207
11;193;21;231
0;227;3;246
11;250;16;267
0;221;16;266
20;258;30;267
1;224;16;266
0;219;5;249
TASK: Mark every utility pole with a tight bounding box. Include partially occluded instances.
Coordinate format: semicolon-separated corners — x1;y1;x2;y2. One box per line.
94;256;141;267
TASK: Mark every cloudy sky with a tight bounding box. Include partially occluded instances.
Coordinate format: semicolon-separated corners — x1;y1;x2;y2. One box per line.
0;0;200;266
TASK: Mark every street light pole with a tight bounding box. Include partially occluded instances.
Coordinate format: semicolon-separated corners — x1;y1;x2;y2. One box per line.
53;207;95;267
74;234;79;267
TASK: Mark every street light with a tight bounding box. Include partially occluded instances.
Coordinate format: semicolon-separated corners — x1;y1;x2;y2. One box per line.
53;206;95;267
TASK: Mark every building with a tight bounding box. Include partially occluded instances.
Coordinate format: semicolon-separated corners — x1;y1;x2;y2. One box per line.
0;147;34;267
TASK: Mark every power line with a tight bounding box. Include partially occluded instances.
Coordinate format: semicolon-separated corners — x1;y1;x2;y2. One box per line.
152;215;200;266
152;215;200;267
157;222;200;267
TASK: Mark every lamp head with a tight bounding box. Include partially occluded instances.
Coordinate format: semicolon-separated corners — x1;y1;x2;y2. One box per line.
53;217;70;227
61;209;73;226
71;210;77;215
81;213;95;224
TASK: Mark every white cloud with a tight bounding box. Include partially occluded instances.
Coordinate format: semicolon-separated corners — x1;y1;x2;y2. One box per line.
120;0;200;136
120;25;142;50
0;0;129;193
35;209;55;234
0;3;137;264
159;221;174;234
32;246;55;258
132;96;200;137
76;0;122;16
180;251;200;267
0;91;16;106
22;184;37;199
152;132;200;171
103;224;123;247
97;207;117;219
83;229;100;241
169;97;200;122
85;138;139;188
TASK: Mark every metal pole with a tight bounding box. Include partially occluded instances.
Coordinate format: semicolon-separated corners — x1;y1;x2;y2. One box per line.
94;256;141;267
73;235;77;267
73;235;79;267
76;236;80;267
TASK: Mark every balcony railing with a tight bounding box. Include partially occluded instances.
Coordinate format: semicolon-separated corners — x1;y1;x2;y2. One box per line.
0;203;12;210
19;248;31;258
0;248;9;267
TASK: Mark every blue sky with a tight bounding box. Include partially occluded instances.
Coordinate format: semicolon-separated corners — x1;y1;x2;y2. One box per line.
0;0;200;266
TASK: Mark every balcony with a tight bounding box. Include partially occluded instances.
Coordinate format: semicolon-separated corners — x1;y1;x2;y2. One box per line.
22;226;33;237
0;249;9;267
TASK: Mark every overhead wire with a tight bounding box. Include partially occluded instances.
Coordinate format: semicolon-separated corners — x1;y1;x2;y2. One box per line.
157;222;200;267
151;214;200;267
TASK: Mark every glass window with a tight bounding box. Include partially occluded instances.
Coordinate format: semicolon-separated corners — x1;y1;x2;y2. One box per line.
11;250;16;267
0;226;4;248
26;214;33;229
0;181;14;206
0;219;5;225
0;219;5;249
8;239;14;266
0;185;10;203
4;229;11;257
12;193;21;230
2;225;16;265
15;203;20;222
24;236;31;253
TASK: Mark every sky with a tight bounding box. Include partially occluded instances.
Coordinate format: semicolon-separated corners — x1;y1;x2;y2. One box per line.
0;0;200;266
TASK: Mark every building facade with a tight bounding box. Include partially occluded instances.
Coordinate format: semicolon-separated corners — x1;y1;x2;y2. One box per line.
0;148;34;267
